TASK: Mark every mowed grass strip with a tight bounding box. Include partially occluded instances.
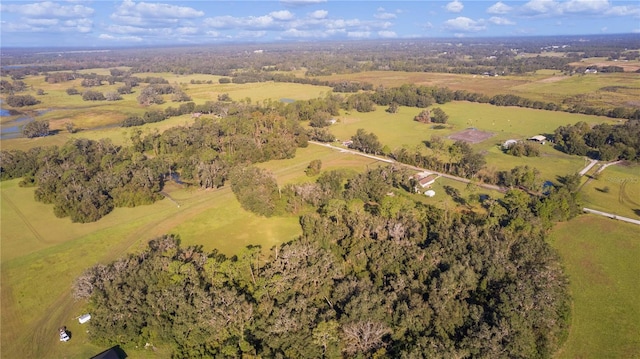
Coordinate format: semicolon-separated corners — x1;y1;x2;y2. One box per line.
549;216;640;359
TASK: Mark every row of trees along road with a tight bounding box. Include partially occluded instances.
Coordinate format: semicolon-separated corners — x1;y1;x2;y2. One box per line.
74;164;574;358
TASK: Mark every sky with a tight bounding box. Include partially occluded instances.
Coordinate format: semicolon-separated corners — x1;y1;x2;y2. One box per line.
1;0;639;48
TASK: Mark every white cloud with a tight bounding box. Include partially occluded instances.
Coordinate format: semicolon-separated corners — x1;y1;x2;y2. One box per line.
238;30;267;39
489;16;515;25
605;5;640;17
204;10;393;40
443;17;486;32
205;15;277;30
1;1;94;18
111;0;203;27
176;27;198;35
107;24;151;35
378;30;397;38
446;0;464;13
562;0;610;13
115;0;203;19
63;18;92;32
99;33;142;42
280;29;330;39
280;0;326;6
26;18;60;26
270;10;294;21
487;2;512;14
309;10;328;19
521;0;561;15
347;31;371;38
375;8;397;19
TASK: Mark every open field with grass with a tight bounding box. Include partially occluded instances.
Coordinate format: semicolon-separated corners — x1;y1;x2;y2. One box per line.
510;72;640;106
321;70;640;108
0;144;382;359
580;162;640;220
549;215;640;359
329;101;618;182
2;69;639;358
1;71;331;142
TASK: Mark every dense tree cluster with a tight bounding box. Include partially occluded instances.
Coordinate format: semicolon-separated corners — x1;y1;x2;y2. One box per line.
350;129;382;155
73;164;572;358
21;120;49;138
1;103;307;222
82;90;106;101
553;120;640;160
1;79;28;94
505;141;541;157
5;94;39;107
393;140;486;179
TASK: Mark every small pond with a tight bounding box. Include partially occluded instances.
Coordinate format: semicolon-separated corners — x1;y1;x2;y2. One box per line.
1;116;33;140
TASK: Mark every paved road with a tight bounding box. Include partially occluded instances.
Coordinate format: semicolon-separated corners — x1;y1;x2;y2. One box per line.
309;141;505;192
582;208;640;226
579;158;598;176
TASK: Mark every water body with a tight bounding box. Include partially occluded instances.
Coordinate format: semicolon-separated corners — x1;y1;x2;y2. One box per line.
280;98;295;103
1;116;33;139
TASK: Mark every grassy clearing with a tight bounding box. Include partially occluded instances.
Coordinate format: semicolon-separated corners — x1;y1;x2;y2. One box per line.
1;75;332;152
509;72;640;104
579;162;640;219
321;71;532;96
329;102;615;182
549;216;640;359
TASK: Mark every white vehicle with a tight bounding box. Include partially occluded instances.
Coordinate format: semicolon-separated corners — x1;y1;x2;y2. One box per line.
59;330;70;342
59;326;70;342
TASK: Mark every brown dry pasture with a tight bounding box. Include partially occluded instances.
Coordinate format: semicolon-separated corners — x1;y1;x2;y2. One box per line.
321;70;640;109
322;70;531;96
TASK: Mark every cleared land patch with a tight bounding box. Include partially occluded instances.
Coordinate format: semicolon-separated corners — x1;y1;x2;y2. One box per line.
448;128;494;143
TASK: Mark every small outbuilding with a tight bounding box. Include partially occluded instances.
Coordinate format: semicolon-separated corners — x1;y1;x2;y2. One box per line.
79;313;91;324
502;139;519;149
527;135;547;144
413;171;439;190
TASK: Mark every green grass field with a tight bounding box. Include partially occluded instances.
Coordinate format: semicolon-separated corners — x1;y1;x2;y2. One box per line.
549;215;640;359
329;101;616;182
2;69;639;359
579;162;640;220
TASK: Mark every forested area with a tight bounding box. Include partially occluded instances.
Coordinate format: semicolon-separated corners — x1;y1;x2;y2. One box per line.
73;164;574;358
0;101;306;222
552;120;640;160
